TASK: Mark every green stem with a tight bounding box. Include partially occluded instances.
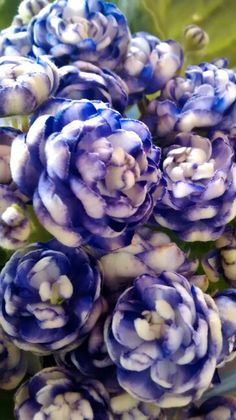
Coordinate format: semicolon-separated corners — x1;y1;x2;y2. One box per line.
140;0;166;39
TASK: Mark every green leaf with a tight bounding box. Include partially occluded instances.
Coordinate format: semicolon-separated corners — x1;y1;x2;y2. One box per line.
114;0;236;67
203;370;236;399
0;0;19;28
27;205;53;244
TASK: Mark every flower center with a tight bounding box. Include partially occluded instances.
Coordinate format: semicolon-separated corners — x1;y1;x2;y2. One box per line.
43;392;93;420
134;300;175;341
164;146;215;181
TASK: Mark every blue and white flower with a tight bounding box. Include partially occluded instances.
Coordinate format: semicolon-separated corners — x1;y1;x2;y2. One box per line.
202;227;236;286
17;0;49;25
187;396;236;419
100;227;198;295
0;127;22;185
142;60;236;139
0;56;59;116
0;25;32;57
0;185;31;249
214;289;236;365
117;32;183;103
153;132;236;241
57;61;128;113
105;272;223;408
111;392;166;419
56;299;120;394
11;98;161;249
29;0;131;69
0;240;103;353
183;25;209;52
14;367;113;419
0;325;27;390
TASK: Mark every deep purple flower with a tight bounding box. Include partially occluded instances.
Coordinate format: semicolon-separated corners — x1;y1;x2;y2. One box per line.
117;31;183;104
142;60;236;140
105;272;223;408
0;56;59;116
11;98;161;249
0;325;27;390
153;132;236;241
0;240;103;353
28;0;131;69
14;367;113;419
56;61;128;113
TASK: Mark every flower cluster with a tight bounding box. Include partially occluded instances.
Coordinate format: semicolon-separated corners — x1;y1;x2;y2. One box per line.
56;61;128;113
153;132;236;241
142;59;236;139
0;55;59;116
14;367;113;419
11;98;161;249
29;0;131;69
105;272;223;407
116;31;183;103
0;0;236;418
0;240;103;353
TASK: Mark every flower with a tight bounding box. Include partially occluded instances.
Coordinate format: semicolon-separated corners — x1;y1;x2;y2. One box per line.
111;392;166;419
17;0;49;25
0;127;22;185
11;98;161;249
29;0;131;69
214;289;236;364
0;56;59;116
0;325;27;390
0;240;103;353
202;227;236;286
56;61;128;113
183;25;209;51
187;396;236;419
100;227;198;296
218;228;236;283
14;366;113;419
153;132;236;241
116;32;183;104
0;25;32;57
201;248;221;283
0;185;31;249
105;272;223;408
55;299;120;394
142;60;236;139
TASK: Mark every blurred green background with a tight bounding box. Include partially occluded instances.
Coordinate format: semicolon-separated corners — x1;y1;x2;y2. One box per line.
0;0;236;418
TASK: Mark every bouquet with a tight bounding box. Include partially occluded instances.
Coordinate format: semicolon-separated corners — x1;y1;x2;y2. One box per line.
0;0;236;418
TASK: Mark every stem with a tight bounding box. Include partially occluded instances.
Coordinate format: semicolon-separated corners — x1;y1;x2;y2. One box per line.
141;0;166;39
